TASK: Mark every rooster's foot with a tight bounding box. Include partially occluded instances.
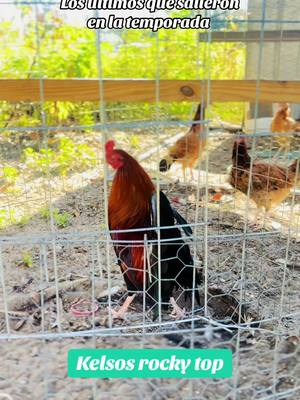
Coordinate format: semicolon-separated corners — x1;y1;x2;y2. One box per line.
110;294;136;321
111;308;127;321
170;297;186;320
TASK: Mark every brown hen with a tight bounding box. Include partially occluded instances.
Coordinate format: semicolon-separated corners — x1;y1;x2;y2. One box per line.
229;138;299;212
159;104;206;180
270;103;297;153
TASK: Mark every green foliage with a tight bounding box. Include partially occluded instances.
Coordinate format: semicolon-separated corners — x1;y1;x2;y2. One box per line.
23;147;54;175
1;165;19;184
39;207;50;220
0;10;246;127
18;214;31;227
129;135;141;150
23;137;97;176
56;137;97;175
0;209;17;229
21;252;33;268
40;207;72;228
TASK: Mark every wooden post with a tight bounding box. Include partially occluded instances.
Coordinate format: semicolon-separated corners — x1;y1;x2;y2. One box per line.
1;79;300;103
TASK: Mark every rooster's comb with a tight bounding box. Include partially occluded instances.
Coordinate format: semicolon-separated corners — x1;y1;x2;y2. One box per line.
105;140;115;155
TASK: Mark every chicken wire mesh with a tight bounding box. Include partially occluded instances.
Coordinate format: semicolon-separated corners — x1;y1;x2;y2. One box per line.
0;1;300;399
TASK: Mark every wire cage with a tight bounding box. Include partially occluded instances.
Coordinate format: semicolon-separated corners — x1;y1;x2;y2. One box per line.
0;1;300;399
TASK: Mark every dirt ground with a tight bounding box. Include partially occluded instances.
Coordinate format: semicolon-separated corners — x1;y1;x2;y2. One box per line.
0;128;300;399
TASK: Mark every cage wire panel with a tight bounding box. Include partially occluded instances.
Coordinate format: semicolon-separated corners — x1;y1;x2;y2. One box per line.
0;1;300;400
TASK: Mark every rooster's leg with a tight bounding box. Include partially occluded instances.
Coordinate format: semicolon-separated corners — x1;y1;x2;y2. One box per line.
251;208;280;230
248;208;265;228
182;166;186;182
189;167;194;181
111;294;136;320
169;297;186;320
254;208;265;221
273;149;280;159
274;144;289;159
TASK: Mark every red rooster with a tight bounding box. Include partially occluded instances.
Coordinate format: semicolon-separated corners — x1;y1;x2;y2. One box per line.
106;140;201;320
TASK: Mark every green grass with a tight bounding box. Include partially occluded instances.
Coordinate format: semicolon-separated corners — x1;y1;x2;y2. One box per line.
40;207;72;228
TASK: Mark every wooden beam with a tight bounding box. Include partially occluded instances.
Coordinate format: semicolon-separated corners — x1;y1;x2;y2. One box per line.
199;30;300;42
1;79;300;103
